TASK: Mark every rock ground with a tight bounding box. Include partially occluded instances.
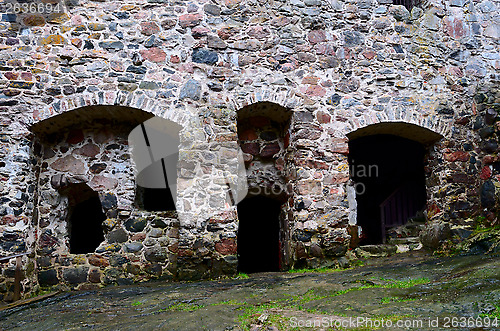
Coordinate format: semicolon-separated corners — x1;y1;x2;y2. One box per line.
0;251;498;330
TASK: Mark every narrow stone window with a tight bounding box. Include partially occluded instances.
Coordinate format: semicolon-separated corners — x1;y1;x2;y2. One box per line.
392;0;420;11
64;184;105;254
129;119;180;213
135;185;176;212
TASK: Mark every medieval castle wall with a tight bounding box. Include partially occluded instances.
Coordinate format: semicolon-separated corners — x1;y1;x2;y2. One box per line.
0;0;498;300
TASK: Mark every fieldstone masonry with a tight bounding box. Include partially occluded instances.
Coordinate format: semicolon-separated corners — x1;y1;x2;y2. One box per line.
0;0;498;300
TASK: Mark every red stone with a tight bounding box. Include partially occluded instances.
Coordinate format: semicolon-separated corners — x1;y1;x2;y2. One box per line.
20;72;32;81
324;173;349;184
295;129;321;140
88;269;102;283
427;203;441;218
444;151;469;162
192;27;210;38
74;143;100;157
88;255;109;267
178;248;194;257
454;117;469;125
310;160;328;170
215;238;236;255
40;232;58;248
241;142;259;155
260;143;280;158
275;157;285;171
131;233;146;241
308;30;326;44
140;22;160;35
302;76;320;85
284;133;290;148
309;244;322;257
217;27;240;40
296;159;329;170
331;138;349;154
480;166;492;180
238;129;258;141
209;210;237;224
4;72;18;80
110;60;125;72
448;66;463;77
306;85;326;97
179;13;202;28
280;61;297;72
168;242;178;253
247;26;270;39
316;111;331;124
362;50;376;60
449;173;473;184
314;43;337;56
1;215;17;226
89;175;118;190
50;155;86;174
270;16;289;27
67;129;85;144
140;47;166;63
444;17;466;39
483;155;495;164
170;55;180;63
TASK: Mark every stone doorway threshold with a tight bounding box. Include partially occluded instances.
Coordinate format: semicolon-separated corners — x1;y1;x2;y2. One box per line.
354;237;423;258
354;220;426;258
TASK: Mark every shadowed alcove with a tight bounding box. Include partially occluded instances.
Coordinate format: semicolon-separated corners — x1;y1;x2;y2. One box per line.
62;184;105;254
237;195;281;273
347;122;442;244
236;101;292;272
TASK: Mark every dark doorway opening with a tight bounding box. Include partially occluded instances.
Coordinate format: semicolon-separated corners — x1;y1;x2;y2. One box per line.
237;195;281;273
136;185;176;212
67;189;106;254
348;134;427;245
393;0;421;11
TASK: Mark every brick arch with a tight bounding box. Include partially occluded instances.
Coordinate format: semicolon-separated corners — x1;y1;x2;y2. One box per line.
29;91;193;132
342;108;452;141
229;87;303;113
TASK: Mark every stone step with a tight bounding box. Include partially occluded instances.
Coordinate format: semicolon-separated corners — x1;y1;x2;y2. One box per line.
387;236;421;245
354;244;397;258
354;238;424;258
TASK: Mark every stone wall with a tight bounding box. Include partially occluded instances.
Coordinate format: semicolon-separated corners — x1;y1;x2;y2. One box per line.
33;122;180;290
0;0;498;300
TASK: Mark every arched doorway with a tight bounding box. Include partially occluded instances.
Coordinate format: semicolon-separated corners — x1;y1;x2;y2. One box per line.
347;123;442;244
236;101;292;272
237;195;282;273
